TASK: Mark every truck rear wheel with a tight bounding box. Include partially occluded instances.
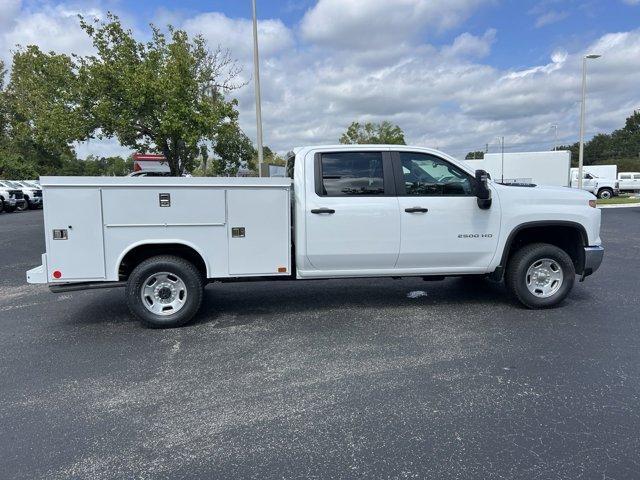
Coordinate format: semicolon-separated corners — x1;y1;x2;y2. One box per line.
505;243;575;309
126;255;204;328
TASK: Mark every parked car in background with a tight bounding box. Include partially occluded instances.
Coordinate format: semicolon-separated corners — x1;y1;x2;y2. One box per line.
570;170;620;199
617;172;640;192
0;183;18;213
0;181;26;212
11;181;43;209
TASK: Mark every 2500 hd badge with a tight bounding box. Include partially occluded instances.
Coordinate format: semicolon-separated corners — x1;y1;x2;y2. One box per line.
458;233;494;238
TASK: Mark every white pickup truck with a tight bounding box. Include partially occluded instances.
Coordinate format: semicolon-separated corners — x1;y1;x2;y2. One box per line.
570;169;620;199
27;145;604;328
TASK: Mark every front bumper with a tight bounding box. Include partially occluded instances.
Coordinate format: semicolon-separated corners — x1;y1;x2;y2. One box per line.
581;246;604;279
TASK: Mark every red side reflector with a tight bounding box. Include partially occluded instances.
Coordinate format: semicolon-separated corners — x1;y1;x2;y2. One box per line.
53;270;62;279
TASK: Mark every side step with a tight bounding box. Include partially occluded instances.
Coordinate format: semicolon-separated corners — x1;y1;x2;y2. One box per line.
49;281;126;293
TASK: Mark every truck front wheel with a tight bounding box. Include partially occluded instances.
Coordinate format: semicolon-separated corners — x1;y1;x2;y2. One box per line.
597;188;613;199
126;255;204;328
505;243;575;309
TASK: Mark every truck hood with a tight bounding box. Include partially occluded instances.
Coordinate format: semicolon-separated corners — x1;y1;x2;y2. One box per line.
494;182;594;204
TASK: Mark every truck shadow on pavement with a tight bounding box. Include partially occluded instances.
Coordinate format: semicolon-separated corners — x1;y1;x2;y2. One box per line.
194;277;516;328
67;275;589;329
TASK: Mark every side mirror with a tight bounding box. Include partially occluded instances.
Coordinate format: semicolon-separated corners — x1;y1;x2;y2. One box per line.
475;169;492;210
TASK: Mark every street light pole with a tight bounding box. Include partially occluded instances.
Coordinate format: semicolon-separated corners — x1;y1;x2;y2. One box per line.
578;54;601;189
499;136;505;183
551;124;558;151
251;0;264;177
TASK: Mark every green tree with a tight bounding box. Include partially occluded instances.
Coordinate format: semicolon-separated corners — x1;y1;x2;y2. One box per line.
340;121;406;145
559;110;640;167
5;47;86;175
465;151;485;160
259;146;286;167
76;14;243;176
211;124;256;176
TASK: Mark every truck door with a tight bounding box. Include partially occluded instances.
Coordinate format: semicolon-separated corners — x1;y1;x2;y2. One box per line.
392;151;500;271
304;151;400;271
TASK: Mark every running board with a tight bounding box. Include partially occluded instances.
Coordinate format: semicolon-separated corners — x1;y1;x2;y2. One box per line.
49;281;126;293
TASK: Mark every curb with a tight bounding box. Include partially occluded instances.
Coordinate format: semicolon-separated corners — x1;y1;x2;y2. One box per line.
598;203;640;209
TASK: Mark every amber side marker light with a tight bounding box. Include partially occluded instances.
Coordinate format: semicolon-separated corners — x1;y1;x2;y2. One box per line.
589;200;597;208
277;267;287;273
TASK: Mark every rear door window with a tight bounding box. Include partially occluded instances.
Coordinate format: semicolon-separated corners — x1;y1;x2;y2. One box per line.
318;152;385;196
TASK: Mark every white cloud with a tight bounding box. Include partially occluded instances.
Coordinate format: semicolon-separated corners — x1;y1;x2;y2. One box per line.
1;1;639;163
300;0;494;49
442;29;496;58
75;137;133;159
621;0;639;5
534;10;570;28
1;4;99;58
183;12;294;61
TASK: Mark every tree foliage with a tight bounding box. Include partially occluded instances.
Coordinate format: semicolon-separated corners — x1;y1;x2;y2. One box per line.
77;14;244;175
465;151;485;160
340;121;406;145
211;124;256;176
0;14;249;178
558;110;640;167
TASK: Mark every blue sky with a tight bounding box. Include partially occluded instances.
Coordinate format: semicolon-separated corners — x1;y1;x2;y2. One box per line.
2;0;640;158
121;0;640;68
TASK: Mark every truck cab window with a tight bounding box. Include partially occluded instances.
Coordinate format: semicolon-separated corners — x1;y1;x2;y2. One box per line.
319;152;385;196
398;152;472;196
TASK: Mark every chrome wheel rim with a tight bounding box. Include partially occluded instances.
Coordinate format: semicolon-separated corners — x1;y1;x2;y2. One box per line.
526;258;564;298
600;190;611;199
140;272;187;316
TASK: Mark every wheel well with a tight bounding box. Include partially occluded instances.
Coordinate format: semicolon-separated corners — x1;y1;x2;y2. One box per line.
503;224;586;272
119;244;207;280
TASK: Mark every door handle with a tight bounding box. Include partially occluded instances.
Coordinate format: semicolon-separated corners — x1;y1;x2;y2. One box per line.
405;207;429;213
311;208;336;214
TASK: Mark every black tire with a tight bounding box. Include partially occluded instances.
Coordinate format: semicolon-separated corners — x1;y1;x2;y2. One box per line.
16;198;29;211
505;243;575;309
5;205;16;213
0;198;4;213
597;188;613;199
126;255;204;328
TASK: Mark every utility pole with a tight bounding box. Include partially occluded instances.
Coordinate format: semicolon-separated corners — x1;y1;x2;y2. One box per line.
578;54;601;189
499;136;505;183
251;0;264;177
551;124;558;151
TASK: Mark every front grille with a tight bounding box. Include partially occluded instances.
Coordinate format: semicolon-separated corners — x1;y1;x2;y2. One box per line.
9;190;23;199
33;190;42;197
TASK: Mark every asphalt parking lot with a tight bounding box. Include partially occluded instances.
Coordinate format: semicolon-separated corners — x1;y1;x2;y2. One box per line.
1;208;639;479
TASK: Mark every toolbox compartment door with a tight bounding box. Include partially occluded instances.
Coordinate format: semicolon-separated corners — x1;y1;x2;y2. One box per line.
227;188;290;276
44;188;106;281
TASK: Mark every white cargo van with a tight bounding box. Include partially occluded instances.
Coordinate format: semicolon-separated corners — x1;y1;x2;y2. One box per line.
468;151;571;187
28;145;604;328
617;172;640;192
